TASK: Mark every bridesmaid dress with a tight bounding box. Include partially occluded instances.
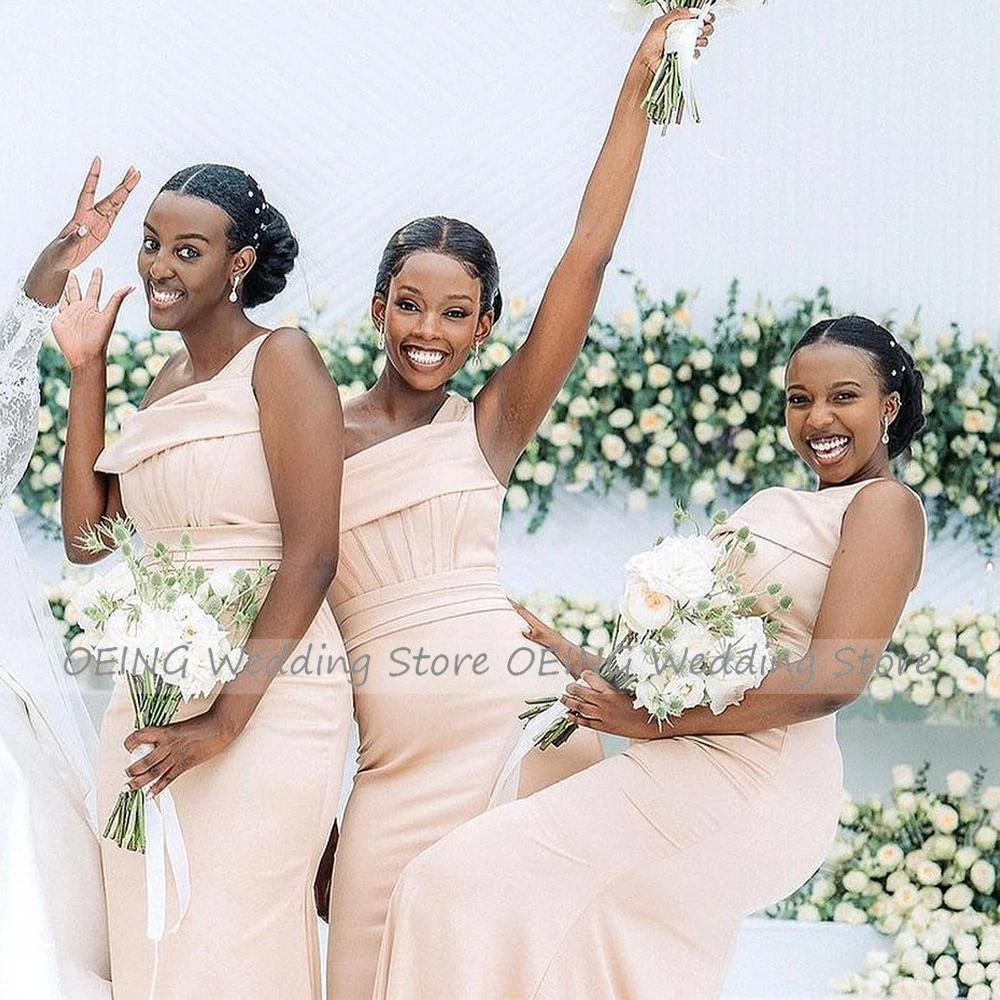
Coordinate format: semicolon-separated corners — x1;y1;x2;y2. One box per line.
94;334;354;1000
0;284;110;1000
325;392;603;1000
373;478;927;1000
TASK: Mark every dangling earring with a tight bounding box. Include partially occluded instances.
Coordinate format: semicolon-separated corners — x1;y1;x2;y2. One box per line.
881;416;890;445
229;275;240;303
471;338;481;369
377;325;385;350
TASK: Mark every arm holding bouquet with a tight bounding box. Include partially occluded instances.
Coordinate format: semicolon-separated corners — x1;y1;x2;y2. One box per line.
517;482;924;740
473;11;712;483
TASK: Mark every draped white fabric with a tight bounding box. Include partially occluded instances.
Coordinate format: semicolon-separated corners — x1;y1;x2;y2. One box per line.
0;285;110;999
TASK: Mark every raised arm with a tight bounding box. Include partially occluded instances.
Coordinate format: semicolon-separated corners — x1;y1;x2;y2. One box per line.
54;271;133;562
557;482;926;739
25;158;140;560
124;330;346;794
475;12;712;484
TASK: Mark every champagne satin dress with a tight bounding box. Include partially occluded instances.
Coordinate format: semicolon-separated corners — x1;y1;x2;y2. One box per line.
94;334;353;1000
372;478;926;1000
325;393;603;1000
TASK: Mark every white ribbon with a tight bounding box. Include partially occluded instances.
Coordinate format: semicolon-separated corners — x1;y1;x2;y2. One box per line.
487;700;571;809
128;744;191;1000
663;6;715;124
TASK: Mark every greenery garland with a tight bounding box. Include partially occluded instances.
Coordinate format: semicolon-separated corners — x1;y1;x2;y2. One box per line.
16;281;1000;554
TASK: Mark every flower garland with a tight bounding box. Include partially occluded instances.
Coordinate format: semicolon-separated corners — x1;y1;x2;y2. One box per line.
17;281;1000;554
769;763;1000;997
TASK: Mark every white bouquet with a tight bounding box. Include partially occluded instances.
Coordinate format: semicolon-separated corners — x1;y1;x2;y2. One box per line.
74;516;274;853
512;505;791;752
611;0;769;129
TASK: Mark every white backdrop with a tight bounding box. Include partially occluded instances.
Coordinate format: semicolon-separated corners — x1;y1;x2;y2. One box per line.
2;0;999;338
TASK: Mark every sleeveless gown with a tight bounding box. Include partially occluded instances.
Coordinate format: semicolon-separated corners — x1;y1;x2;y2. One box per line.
372;478;927;1000
325;392;604;1000
94;334;354;1000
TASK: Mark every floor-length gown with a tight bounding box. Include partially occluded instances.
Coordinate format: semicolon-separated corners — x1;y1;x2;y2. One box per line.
373;478;927;1000
325;393;603;1000
0;283;110;1000
94;333;354;1000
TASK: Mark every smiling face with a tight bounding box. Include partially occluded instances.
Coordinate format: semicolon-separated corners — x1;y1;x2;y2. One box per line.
784;342;901;485
371;251;493;390
137;191;253;330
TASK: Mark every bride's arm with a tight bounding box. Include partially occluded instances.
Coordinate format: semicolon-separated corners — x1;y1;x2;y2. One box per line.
0;286;59;504
473;12;712;485
559;483;926;739
26;160;140;561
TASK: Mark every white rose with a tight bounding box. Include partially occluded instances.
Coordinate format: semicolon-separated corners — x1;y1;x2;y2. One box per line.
145;354;166;377
690;478;716;507
573;462;595;484
957;669;985;695
933;805;960;834
833;902;867;925
646;444;667;468
609;408;634;429
796;903;821;921
345;345;366;366
961;497;983;517
41;462;61;487
642;311;666;338
916;860;943;886
719;373;741;395
37;406;54;433
506;485;530;511
676;364;692;382
757;444;776;464
601;434;627;461
533;461;556;487
740;389;761;414
585;366;609;388
922;478;944;498
960;963;987;986
129;367;151;388
974;826;998;851
669;442;690;465
769;364;786;389
661;672;707;710
741;318;761;342
893;764;916;789
869;676;894;702
970;860;996;895
690;349;712;370
620;577;675;633
935;956;959;979
843;869;869;894
623;373;643;392
568;396;591;419
943;884;974;910
947;770;973;798
647;364;671;388
106;364;125;387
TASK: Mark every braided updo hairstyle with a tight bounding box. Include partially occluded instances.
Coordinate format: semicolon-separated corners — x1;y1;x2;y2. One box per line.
159;164;298;308
374;217;503;322
789;316;925;460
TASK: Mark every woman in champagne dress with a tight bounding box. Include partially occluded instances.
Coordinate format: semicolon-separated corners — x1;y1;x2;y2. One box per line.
319;12;717;999
373;318;928;1000
49;163;353;1000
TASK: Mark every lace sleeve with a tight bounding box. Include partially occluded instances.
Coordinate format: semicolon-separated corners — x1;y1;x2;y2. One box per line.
0;282;58;503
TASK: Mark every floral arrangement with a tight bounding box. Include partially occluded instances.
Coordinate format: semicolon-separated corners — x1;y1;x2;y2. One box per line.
75;517;273;852
769;763;1000;998
514;507;787;750
867;608;1000;725
18;280;1000;554
611;0;769;129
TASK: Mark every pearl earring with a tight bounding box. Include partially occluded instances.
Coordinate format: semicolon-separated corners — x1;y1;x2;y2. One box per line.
881;417;890;445
470;339;481;369
229;276;240;304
